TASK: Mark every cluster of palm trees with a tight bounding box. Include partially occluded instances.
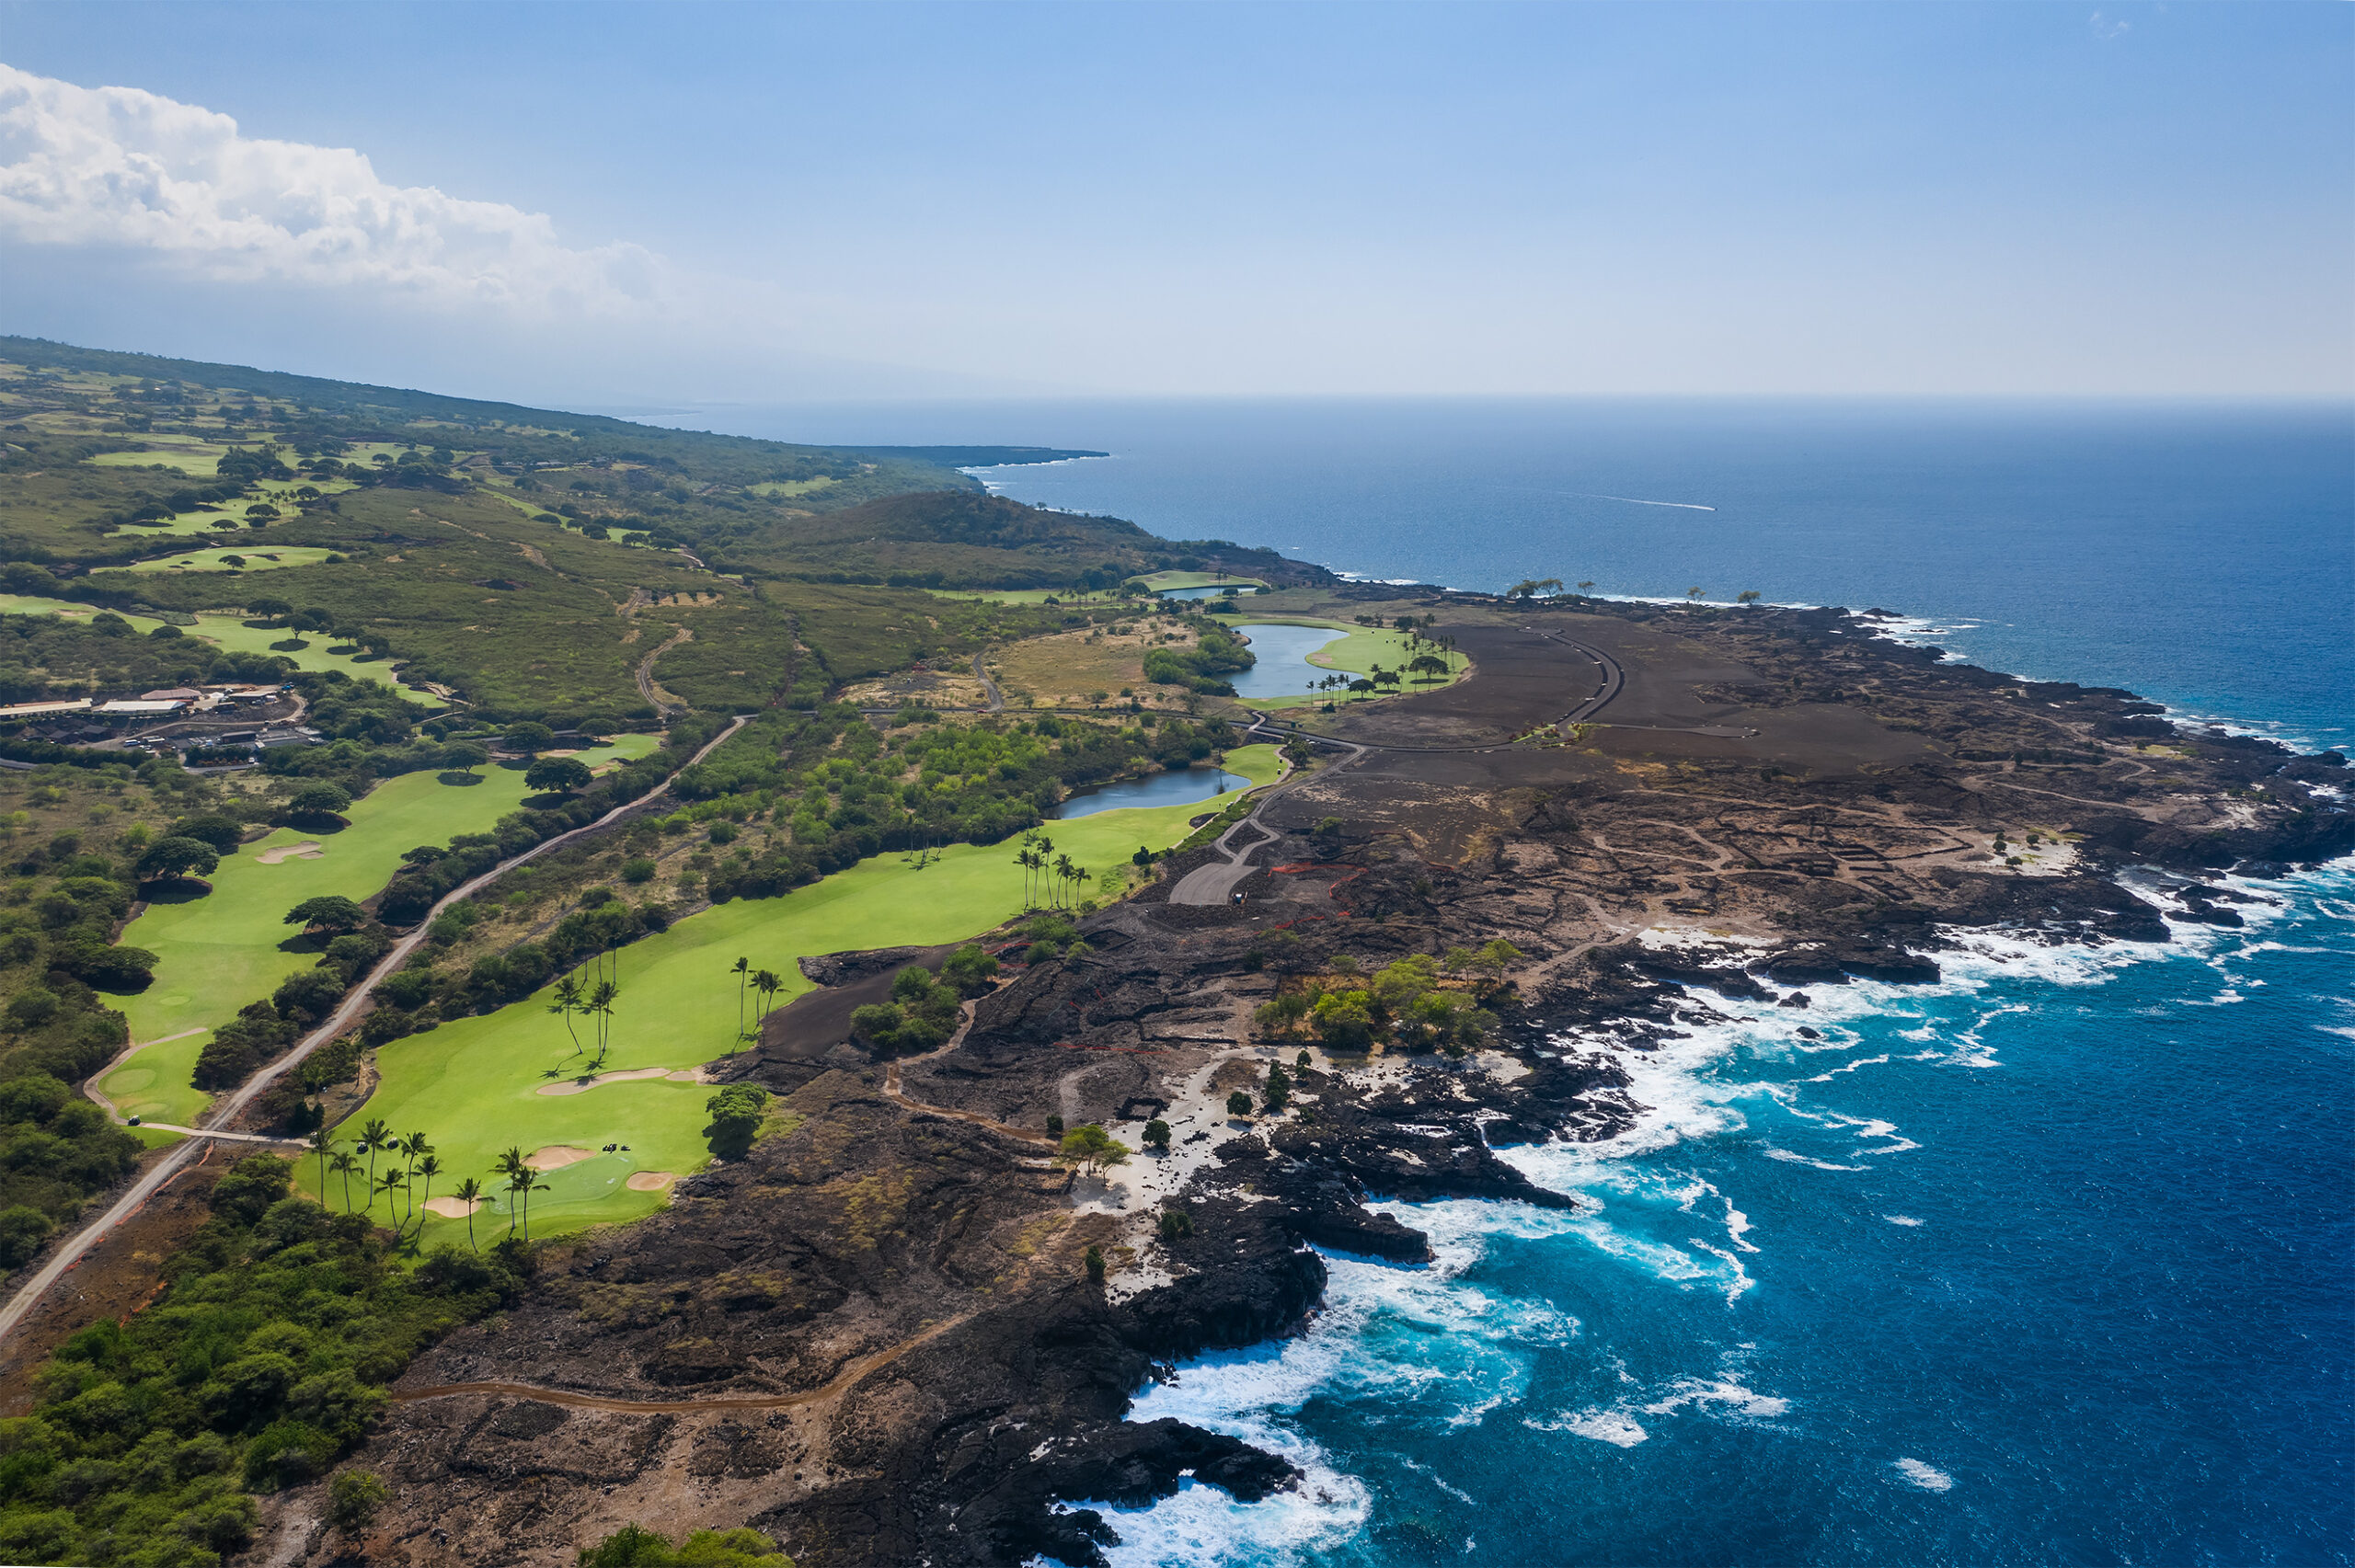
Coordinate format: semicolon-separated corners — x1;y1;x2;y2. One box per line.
547;960;620;1070
729;955;785;1046
306;1117;553;1251
1015;830;1091;910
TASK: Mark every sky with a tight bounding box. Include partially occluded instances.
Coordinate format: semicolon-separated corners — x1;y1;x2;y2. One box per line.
0;1;2348;406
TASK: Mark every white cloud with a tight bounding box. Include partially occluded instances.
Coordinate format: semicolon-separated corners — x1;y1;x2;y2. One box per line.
0;63;669;315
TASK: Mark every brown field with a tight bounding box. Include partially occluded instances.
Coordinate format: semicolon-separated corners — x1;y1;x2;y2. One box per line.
994;621;1206;709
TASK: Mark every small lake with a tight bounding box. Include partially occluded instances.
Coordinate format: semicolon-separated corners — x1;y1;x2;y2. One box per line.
1222;622;1348;701
1051;765;1246;818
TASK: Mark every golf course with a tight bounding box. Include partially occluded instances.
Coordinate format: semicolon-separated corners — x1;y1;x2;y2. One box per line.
1211;613;1469;708
0;595;446;700
299;744;1283;1245
98;736;661;1125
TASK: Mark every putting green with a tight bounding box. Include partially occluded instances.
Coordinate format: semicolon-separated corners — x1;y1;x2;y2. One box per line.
1216;616;1469;709
303;750;1281;1244
106;737;661;1118
97;1031;213;1127
102;547;340;576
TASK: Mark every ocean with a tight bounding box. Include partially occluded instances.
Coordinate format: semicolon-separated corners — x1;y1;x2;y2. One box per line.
648;399;2354;1565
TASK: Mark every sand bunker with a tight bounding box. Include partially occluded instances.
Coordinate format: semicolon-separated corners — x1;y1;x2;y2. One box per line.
626;1172;678;1192
536;1066;705;1096
256;841;325;864
423;1196;483;1218
525;1145;593;1170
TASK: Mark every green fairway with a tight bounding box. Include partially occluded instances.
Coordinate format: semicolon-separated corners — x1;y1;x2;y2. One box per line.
101;546;340;576
0;595;443;702
304;751;1279;1245
86;444;228;475
925;570;1269;609
1215;615;1469;709
117;736;658;1057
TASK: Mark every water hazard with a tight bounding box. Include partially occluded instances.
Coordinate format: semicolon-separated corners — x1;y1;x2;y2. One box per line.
1051;766;1246;818
1223;623;1347;703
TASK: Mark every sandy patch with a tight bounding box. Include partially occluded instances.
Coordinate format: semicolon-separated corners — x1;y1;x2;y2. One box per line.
256;841;325;864
423;1196;483;1218
526;1144;593;1170
625;1172;677;1192
537;1066;670;1096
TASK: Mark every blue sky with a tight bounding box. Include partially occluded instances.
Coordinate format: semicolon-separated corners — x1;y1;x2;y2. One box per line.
0;2;2346;403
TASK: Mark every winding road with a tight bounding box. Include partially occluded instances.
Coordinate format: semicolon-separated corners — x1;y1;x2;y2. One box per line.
0;715;752;1347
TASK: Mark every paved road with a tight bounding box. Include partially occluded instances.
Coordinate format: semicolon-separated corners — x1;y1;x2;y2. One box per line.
1;715;751;1348
971;653;1005;713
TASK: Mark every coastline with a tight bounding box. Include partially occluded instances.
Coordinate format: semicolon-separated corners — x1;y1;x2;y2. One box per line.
314;588;2351;1566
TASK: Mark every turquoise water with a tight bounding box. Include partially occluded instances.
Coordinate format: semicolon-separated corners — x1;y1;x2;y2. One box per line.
1223;624;1347;703
649;399;2353;1564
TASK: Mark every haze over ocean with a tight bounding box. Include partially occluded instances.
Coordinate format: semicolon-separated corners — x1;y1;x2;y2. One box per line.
650;398;2353;1565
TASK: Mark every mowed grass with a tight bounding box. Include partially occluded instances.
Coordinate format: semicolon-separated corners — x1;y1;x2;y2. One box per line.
97;1031;213;1127
0;596;443;702
1217;616;1470;710
103;546;340;576
86;444;228;475
108;738;660;1120
304;756;1279;1245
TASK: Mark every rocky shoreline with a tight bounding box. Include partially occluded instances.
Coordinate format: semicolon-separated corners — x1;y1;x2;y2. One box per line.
304;596;2349;1567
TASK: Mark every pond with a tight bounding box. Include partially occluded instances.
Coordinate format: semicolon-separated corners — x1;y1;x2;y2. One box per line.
1221;622;1349;701
1051;765;1246;818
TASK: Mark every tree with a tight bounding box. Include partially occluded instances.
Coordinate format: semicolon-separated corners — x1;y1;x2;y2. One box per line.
328;1469;389;1534
1055;1123;1130;1176
507;1167;548;1241
1737;589;1762;605
494;1147;527;1236
443;741;489;775
328;1150;361;1213
549;971;584;1059
730;956;750;1043
1157;1207;1194;1242
412;1154;442;1234
451;1176;484;1251
373;1168;408;1223
525;755;594;794
1143;1118;1172;1152
1685;587;1706;601
753;968;782;1026
286;781;353;821
136;835;218;886
941;944;999;997
1407;653;1450;684
1085;1244;1106;1285
704;1084;770;1160
503;722;555;755
286;895;367;934
588;978;617;1064
1264;1062;1291;1112
577;1524;792;1567
1226;1089;1254;1117
305;1127;334;1204
360;1116;392;1193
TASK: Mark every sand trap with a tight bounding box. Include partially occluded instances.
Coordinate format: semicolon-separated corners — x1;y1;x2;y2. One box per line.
257;841;325;864
537;1066;672;1096
423;1196;484;1218
525;1145;593;1170
626;1172;677;1192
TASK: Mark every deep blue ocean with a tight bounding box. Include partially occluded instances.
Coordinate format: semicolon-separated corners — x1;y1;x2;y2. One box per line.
649;400;2353;1566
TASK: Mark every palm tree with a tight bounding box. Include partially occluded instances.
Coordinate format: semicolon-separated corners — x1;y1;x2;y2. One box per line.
588;979;617;1065
373;1168;407;1223
359;1116;392;1190
412;1155;442;1235
549;972;584;1058
451;1176;484;1251
730;956;751;1042
305;1127;333;1204
494;1148;527;1237
507;1168;549;1241
1052;853;1078;909
753;968;782;1027
398;1133;431;1227
327;1150;361;1213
